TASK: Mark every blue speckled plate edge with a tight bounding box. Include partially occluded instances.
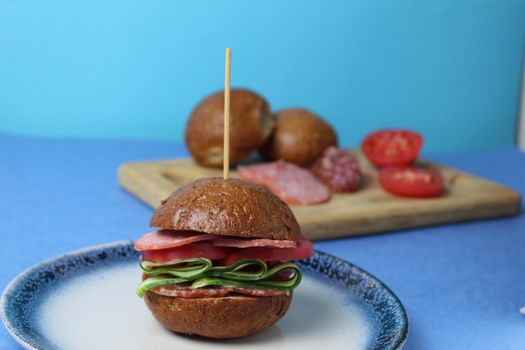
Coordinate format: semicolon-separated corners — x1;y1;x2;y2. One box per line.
1;241;408;350
0;240;136;350
300;250;409;350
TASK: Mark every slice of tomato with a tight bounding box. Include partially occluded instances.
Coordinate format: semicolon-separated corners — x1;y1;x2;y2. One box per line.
362;129;423;167
379;166;444;198
141;242;234;262
222;236;314;265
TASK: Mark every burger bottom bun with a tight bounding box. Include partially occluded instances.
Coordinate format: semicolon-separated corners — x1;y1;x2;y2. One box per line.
144;291;292;339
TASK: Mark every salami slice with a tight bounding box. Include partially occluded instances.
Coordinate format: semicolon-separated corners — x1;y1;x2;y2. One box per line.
134;230;216;251
238;161;330;205
151;284;290;298
152;285;230;298
212;238;297;249
311;146;362;193
222;235;313;265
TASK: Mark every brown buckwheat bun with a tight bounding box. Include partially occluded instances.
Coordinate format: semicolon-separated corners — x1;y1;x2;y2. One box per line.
138;177;311;339
144;291;292;339
150;177;300;241
185;89;274;168
262;108;338;167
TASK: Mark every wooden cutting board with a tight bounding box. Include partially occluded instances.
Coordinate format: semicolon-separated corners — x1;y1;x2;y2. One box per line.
118;152;521;240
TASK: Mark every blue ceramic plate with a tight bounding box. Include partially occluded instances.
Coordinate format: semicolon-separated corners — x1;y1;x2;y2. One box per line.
1;241;408;350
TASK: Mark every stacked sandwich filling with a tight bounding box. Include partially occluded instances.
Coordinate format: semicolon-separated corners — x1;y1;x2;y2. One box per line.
135;230;313;298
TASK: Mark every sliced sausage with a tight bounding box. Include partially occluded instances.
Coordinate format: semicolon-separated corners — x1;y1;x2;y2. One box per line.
311;146;362;193
238;161;330;205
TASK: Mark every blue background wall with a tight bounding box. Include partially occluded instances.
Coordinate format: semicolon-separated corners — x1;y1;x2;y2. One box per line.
1;0;524;152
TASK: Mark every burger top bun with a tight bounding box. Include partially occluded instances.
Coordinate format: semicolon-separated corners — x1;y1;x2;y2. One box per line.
150;177;301;241
262;108;338;167
185;89;274;168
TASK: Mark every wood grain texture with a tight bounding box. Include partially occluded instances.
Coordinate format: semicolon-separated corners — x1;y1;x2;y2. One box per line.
118;152;521;240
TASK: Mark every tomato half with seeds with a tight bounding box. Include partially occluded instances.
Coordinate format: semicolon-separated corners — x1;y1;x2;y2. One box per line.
379;166;444;198
141;243;234;262
362;129;423;167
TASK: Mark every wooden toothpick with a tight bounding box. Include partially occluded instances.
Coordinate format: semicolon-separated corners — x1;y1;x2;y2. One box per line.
223;48;231;180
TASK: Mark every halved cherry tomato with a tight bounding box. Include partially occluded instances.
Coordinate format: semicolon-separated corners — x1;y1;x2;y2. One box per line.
362;129;423;167
141;242;233;262
379;166;444;198
222;236;314;265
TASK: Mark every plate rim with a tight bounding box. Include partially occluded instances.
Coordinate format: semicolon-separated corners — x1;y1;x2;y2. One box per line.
1;240;408;350
0;240;134;350
310;250;409;349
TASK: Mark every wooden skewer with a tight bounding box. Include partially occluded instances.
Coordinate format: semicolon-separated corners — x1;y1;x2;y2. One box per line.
223;48;231;180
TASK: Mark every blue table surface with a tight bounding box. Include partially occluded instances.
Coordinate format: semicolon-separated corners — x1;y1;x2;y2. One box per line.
0;133;524;349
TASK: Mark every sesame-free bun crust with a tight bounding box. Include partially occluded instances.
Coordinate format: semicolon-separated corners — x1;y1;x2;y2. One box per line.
262;108;337;167
185;89;274;168
150;177;301;241
144;291;292;339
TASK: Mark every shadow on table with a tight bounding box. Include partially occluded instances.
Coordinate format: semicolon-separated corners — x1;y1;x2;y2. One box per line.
401;326;423;350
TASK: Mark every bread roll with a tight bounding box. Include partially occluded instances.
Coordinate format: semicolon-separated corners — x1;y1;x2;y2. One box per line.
150;177;300;241
144;291;292;339
185;89;274;168
262;108;337;167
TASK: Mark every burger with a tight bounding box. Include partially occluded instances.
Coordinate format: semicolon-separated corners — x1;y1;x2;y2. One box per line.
134;177;313;339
